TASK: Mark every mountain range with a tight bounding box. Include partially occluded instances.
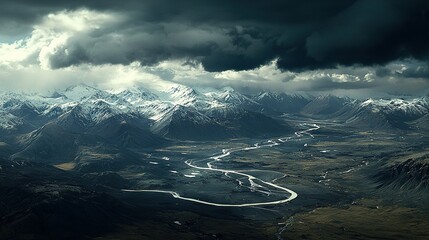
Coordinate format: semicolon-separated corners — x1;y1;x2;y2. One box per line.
1;83;429;167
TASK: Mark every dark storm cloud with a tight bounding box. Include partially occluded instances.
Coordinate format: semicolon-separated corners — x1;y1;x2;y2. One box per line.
304;0;429;69
1;0;429;72
375;67;393;78
399;62;429;79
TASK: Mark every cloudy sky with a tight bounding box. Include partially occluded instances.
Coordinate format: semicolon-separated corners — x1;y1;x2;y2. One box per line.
0;0;428;97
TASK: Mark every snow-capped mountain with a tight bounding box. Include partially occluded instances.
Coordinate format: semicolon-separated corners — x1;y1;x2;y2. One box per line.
300;95;351;116
115;86;159;104
253;92;311;113
62;84;103;102
150;105;228;139
0;83;292;141
166;85;200;106
359;97;429;119
205;87;257;106
1;82;429;168
308;96;429;130
1;83;429;141
0;110;23;131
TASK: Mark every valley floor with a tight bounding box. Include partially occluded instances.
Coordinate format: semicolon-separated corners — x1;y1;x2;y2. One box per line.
2;120;429;239
101;121;429;239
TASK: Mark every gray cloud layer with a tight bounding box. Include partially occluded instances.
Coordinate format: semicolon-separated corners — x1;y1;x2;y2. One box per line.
1;0;428;72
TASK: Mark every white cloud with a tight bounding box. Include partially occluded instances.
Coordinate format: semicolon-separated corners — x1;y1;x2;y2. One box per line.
0;9;120;69
0;9;428;97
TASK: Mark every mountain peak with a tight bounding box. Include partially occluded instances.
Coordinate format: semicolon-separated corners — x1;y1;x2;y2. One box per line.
62;84;102;101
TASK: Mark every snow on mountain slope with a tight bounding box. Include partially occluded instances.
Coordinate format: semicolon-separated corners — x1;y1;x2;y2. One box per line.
150;104;227;139
0;111;22;130
62;84;102;101
167;85;199;105
0;91;75;120
159;84;224;109
80;99;124;124
204;87;258;107
54;105;92;132
1;83;429;137
360;97;429;118
151;104;213;130
0;84;253;123
301;95;351;116
253;92;312;113
337;101;394;130
115;86;159;105
329;97;429;130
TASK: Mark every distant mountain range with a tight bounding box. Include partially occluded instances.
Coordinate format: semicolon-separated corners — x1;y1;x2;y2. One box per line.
0;83;428;167
0;84;295;140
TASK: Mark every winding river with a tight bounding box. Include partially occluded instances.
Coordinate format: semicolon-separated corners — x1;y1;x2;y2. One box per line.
123;123;320;207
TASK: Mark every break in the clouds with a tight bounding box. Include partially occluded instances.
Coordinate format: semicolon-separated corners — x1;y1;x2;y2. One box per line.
0;0;429;96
